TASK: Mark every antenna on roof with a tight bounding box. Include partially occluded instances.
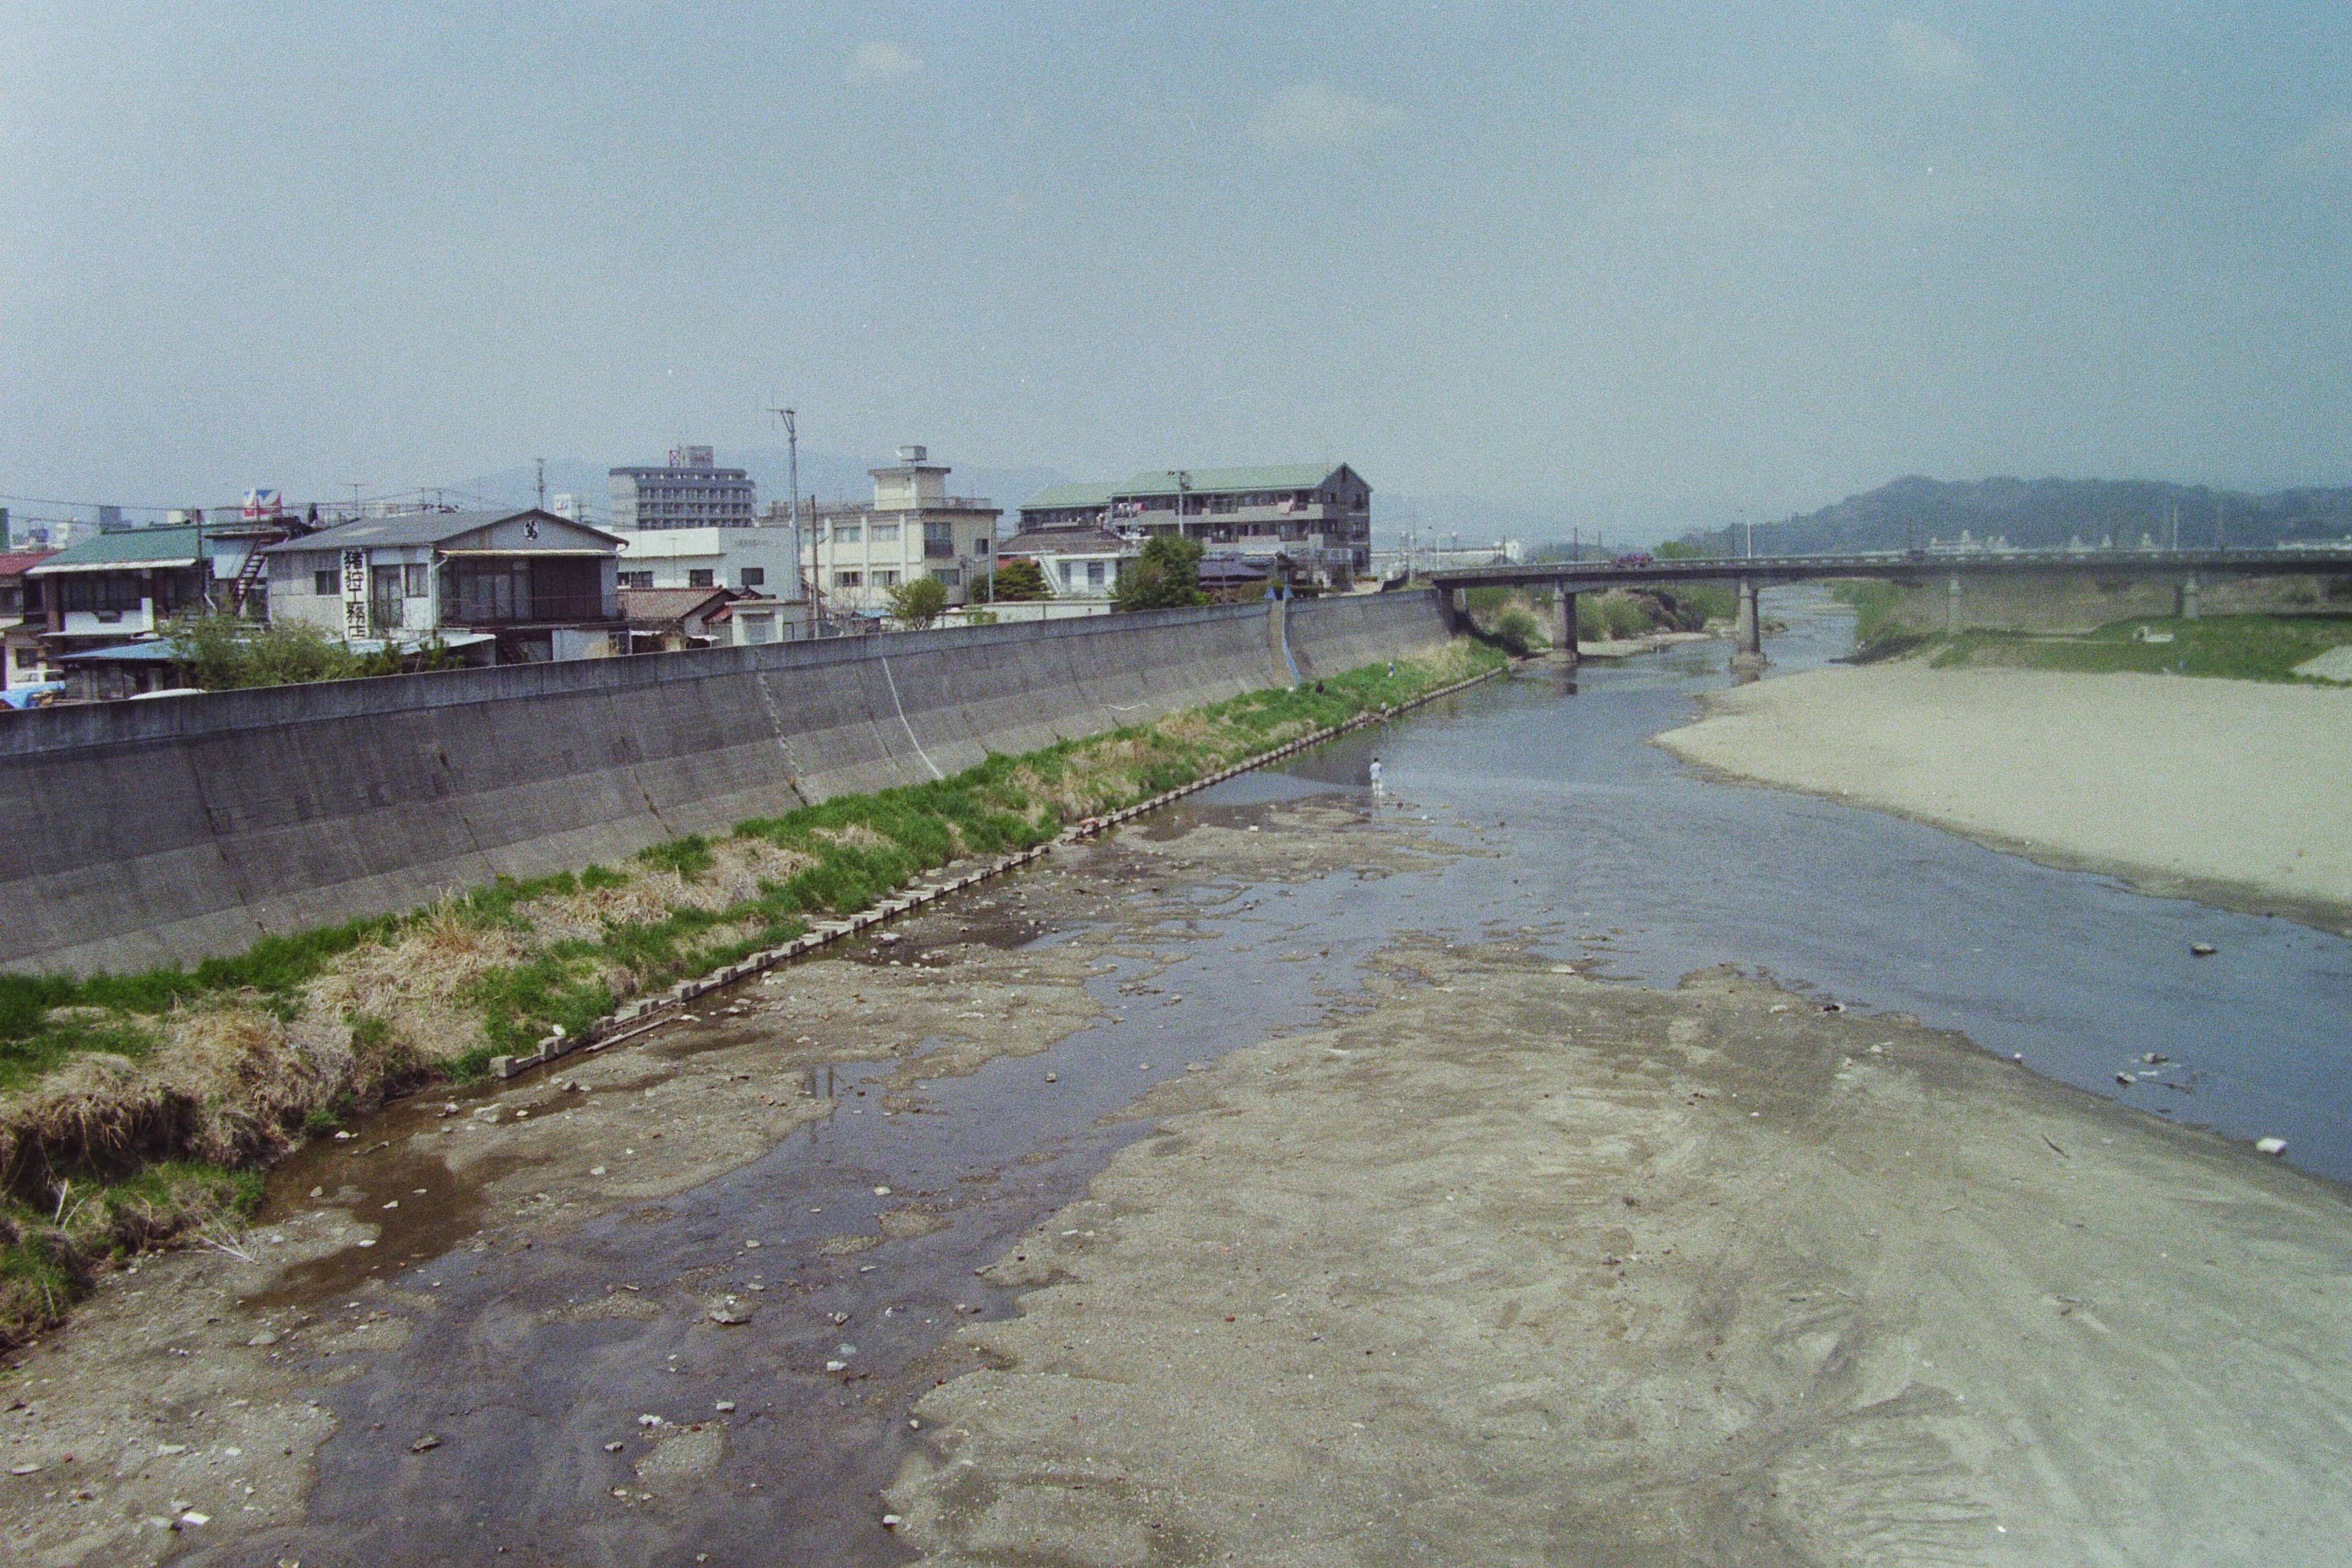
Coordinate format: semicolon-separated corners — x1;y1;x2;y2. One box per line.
535;457;547;511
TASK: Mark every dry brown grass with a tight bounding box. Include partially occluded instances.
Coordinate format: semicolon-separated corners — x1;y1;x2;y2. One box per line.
0;1052;197;1197
303;898;530;1064
153;997;333;1166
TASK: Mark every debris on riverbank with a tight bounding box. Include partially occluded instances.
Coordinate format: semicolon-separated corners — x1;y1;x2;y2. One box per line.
1654;663;2352;935
888;942;2352;1563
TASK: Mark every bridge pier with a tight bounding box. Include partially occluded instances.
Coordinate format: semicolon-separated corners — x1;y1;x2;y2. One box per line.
1557;589;1579;666
1946;573;1963;635
1732;579;1766;671
2178;573;2201;620
1448;586;1471;633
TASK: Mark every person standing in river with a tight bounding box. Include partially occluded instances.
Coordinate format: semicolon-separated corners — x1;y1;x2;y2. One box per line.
1369;755;1384;793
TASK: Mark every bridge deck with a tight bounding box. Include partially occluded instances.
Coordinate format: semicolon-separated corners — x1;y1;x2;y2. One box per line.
1428;548;2352;592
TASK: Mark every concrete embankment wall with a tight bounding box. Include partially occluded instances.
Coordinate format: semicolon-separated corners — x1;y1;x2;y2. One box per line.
0;591;1452;976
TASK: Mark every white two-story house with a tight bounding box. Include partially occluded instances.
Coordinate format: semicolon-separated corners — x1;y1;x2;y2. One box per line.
262;509;625;662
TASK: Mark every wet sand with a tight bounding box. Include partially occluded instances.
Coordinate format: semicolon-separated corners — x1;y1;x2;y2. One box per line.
889;943;2352;1565
8;760;2350;1564
1655;664;2352;934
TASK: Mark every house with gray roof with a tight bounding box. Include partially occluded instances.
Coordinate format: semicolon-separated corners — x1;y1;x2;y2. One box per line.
1017;463;1371;585
262;508;625;663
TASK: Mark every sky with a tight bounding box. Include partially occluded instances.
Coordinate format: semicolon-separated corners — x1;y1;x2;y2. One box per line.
3;2;2347;537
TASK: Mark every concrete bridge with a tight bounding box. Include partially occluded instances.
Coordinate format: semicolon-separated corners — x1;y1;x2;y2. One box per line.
1427;547;2352;667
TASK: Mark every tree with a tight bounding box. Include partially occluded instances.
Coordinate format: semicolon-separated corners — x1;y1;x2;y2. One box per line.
1112;535;1208;611
984;557;1052;601
887;574;950;629
158;611;395;689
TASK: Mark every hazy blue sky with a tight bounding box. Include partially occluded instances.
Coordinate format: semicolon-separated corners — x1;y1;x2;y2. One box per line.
3;2;2346;530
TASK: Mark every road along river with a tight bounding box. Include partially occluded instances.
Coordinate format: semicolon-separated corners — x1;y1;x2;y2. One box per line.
3;592;2346;1565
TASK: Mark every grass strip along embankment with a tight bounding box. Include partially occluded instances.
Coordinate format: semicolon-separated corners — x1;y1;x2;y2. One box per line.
0;641;1502;1346
1834;580;2352;679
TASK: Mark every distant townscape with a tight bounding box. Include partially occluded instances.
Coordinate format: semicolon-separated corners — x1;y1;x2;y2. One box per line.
0;447;1378;703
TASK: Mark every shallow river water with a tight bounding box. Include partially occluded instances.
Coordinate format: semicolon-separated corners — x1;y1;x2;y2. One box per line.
207;594;2352;1566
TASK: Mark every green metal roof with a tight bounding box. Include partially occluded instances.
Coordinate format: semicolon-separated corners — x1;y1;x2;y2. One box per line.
1115;463;1349;497
1018;482;1119;511
26;525;203;573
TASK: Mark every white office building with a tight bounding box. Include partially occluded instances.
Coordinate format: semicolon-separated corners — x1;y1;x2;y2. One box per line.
613;526;802;599
806;446;1002;617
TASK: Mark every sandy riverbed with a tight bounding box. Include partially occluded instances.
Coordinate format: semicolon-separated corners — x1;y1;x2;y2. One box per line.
9;772;2350;1565
1654;664;2352;934
889;943;2352;1565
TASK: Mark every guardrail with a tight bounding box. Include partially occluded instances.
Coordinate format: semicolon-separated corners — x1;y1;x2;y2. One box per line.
1429;547;2352;585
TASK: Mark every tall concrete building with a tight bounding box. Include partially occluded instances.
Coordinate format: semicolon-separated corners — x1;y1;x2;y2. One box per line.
609;445;756;530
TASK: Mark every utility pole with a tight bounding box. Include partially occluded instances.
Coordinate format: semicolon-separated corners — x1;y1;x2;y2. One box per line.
767;404;808;633
344;482;365;519
535;457;547;511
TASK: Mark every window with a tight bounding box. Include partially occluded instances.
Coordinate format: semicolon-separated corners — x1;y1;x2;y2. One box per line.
931;568;960;586
870;523;900;543
834;570;863;588
60;574;146;614
923;519;954;558
972;536;992;554
834;524;862;544
740;612;773;645
689;569;715;587
618;570;654;589
315;570;337;596
14;647;36;669
1087;560;1106;587
875;570;899;587
738;567;765;587
404;563;429;597
1059;561;1075;586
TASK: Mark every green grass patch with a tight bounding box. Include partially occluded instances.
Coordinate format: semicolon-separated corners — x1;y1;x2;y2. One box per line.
0;1158;261;1346
1927;614;2352;682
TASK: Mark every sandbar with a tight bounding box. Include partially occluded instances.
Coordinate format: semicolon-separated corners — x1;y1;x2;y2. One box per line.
1655;664;2352;933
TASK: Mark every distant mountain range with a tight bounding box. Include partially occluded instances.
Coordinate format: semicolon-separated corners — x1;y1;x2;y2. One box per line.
1678;477;2352;557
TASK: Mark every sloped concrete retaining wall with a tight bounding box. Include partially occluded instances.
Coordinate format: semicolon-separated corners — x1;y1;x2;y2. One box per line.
0;591;1451;975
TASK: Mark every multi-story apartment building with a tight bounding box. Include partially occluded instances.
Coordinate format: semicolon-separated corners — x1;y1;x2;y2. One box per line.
1017;463;1373;584
806;446;1002;618
609;445;757;530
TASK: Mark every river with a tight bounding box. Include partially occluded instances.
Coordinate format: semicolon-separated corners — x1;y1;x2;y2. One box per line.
191;593;2351;1566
